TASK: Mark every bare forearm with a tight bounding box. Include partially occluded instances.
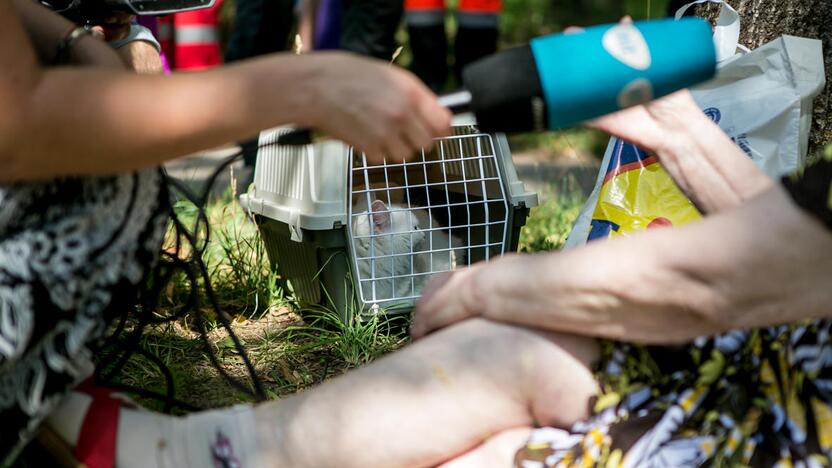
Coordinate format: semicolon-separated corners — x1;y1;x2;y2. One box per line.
478;187;832;344
117;41;165;74
11;0;123;68
5;55;316;181
474;243;717;344
3;0;451;180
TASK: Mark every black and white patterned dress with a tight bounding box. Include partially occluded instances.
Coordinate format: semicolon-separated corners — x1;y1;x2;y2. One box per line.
0;170;167;463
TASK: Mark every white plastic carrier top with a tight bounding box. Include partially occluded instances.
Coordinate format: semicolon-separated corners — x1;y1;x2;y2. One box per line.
239;124;538;242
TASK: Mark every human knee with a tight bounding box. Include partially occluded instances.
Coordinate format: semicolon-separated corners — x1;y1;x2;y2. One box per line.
440;321;600;427
523;333;599;428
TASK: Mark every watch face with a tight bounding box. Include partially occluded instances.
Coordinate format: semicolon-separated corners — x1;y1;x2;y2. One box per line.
40;0;81;13
42;0;214;18
122;0;214;14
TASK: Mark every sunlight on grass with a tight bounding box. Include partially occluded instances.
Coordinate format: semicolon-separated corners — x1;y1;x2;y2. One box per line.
286;305;409;368
167;188;287;319
519;186;585;252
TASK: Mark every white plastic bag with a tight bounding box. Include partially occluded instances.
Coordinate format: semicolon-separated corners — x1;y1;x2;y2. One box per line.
565;0;825;248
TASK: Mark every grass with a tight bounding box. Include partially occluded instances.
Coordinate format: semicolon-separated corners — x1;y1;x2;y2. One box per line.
169;186;287;319
108;166;585;411
519;185;585;252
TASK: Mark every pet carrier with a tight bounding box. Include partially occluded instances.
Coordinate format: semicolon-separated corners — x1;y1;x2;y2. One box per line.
239;124;537;320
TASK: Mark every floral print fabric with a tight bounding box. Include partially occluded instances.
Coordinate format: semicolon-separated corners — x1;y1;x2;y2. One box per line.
515;156;832;468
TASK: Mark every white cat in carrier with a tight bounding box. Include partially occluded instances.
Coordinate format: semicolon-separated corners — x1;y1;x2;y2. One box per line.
240;125;537;319
350;194;466;305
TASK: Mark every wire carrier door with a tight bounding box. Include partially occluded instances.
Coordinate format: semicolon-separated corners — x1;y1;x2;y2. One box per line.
348;127;510;311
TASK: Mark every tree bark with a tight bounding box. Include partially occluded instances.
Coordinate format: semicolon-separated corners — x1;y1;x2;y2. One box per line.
697;0;831;160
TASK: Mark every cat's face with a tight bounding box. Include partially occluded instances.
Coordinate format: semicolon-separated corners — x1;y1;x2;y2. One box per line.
352;200;426;256
352;200;427;302
351;199;467;301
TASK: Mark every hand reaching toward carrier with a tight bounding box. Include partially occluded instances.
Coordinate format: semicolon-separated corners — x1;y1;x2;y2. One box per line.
411;263;486;339
297;52;452;163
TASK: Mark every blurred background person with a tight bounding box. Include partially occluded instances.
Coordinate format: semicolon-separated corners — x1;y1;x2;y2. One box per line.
405;0;500;92
224;0;295;169
297;0;402;58
158;0;224;71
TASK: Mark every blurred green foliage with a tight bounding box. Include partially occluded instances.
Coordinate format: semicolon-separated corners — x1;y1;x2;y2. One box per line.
518;185;585;252
508;127;609;158
219;0;672;52
500;0;671;47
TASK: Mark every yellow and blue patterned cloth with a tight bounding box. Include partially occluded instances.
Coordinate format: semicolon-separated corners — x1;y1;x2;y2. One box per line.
515;153;832;467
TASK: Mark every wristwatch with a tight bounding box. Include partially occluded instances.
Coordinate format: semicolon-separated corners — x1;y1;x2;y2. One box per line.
52;25;92;65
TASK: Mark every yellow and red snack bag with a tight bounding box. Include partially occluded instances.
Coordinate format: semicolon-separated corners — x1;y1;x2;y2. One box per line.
587;139;700;241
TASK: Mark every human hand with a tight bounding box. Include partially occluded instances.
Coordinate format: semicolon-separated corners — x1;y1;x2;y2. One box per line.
588;89;773;213
587;89;704;156
89;13;134;43
437;427;533;468
410;263;485;339
299;52;452;163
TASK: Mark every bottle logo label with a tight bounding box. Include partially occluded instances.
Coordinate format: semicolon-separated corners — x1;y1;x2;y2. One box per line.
602;24;652;71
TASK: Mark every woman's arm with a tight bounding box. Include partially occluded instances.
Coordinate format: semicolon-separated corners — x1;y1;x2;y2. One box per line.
0;0;450;181
116;41;165;74
411;90;792;343
10;0;124;68
413;185;832;344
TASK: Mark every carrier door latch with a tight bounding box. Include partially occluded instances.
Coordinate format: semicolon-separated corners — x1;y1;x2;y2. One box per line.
288;210;303;242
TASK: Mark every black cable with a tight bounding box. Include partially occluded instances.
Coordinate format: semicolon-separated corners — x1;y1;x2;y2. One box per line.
104;381;202;413
131;345;186;414
164;152;268;400
95;141;293;411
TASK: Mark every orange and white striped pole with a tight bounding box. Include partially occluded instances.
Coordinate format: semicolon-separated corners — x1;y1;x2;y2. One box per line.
404;0;445;27
171;0;224;71
458;0;501;28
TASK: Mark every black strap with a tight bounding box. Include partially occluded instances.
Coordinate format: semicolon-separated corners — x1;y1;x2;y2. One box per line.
782;156;832;231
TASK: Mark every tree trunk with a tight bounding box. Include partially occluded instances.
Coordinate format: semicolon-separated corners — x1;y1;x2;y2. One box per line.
696;0;831;160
